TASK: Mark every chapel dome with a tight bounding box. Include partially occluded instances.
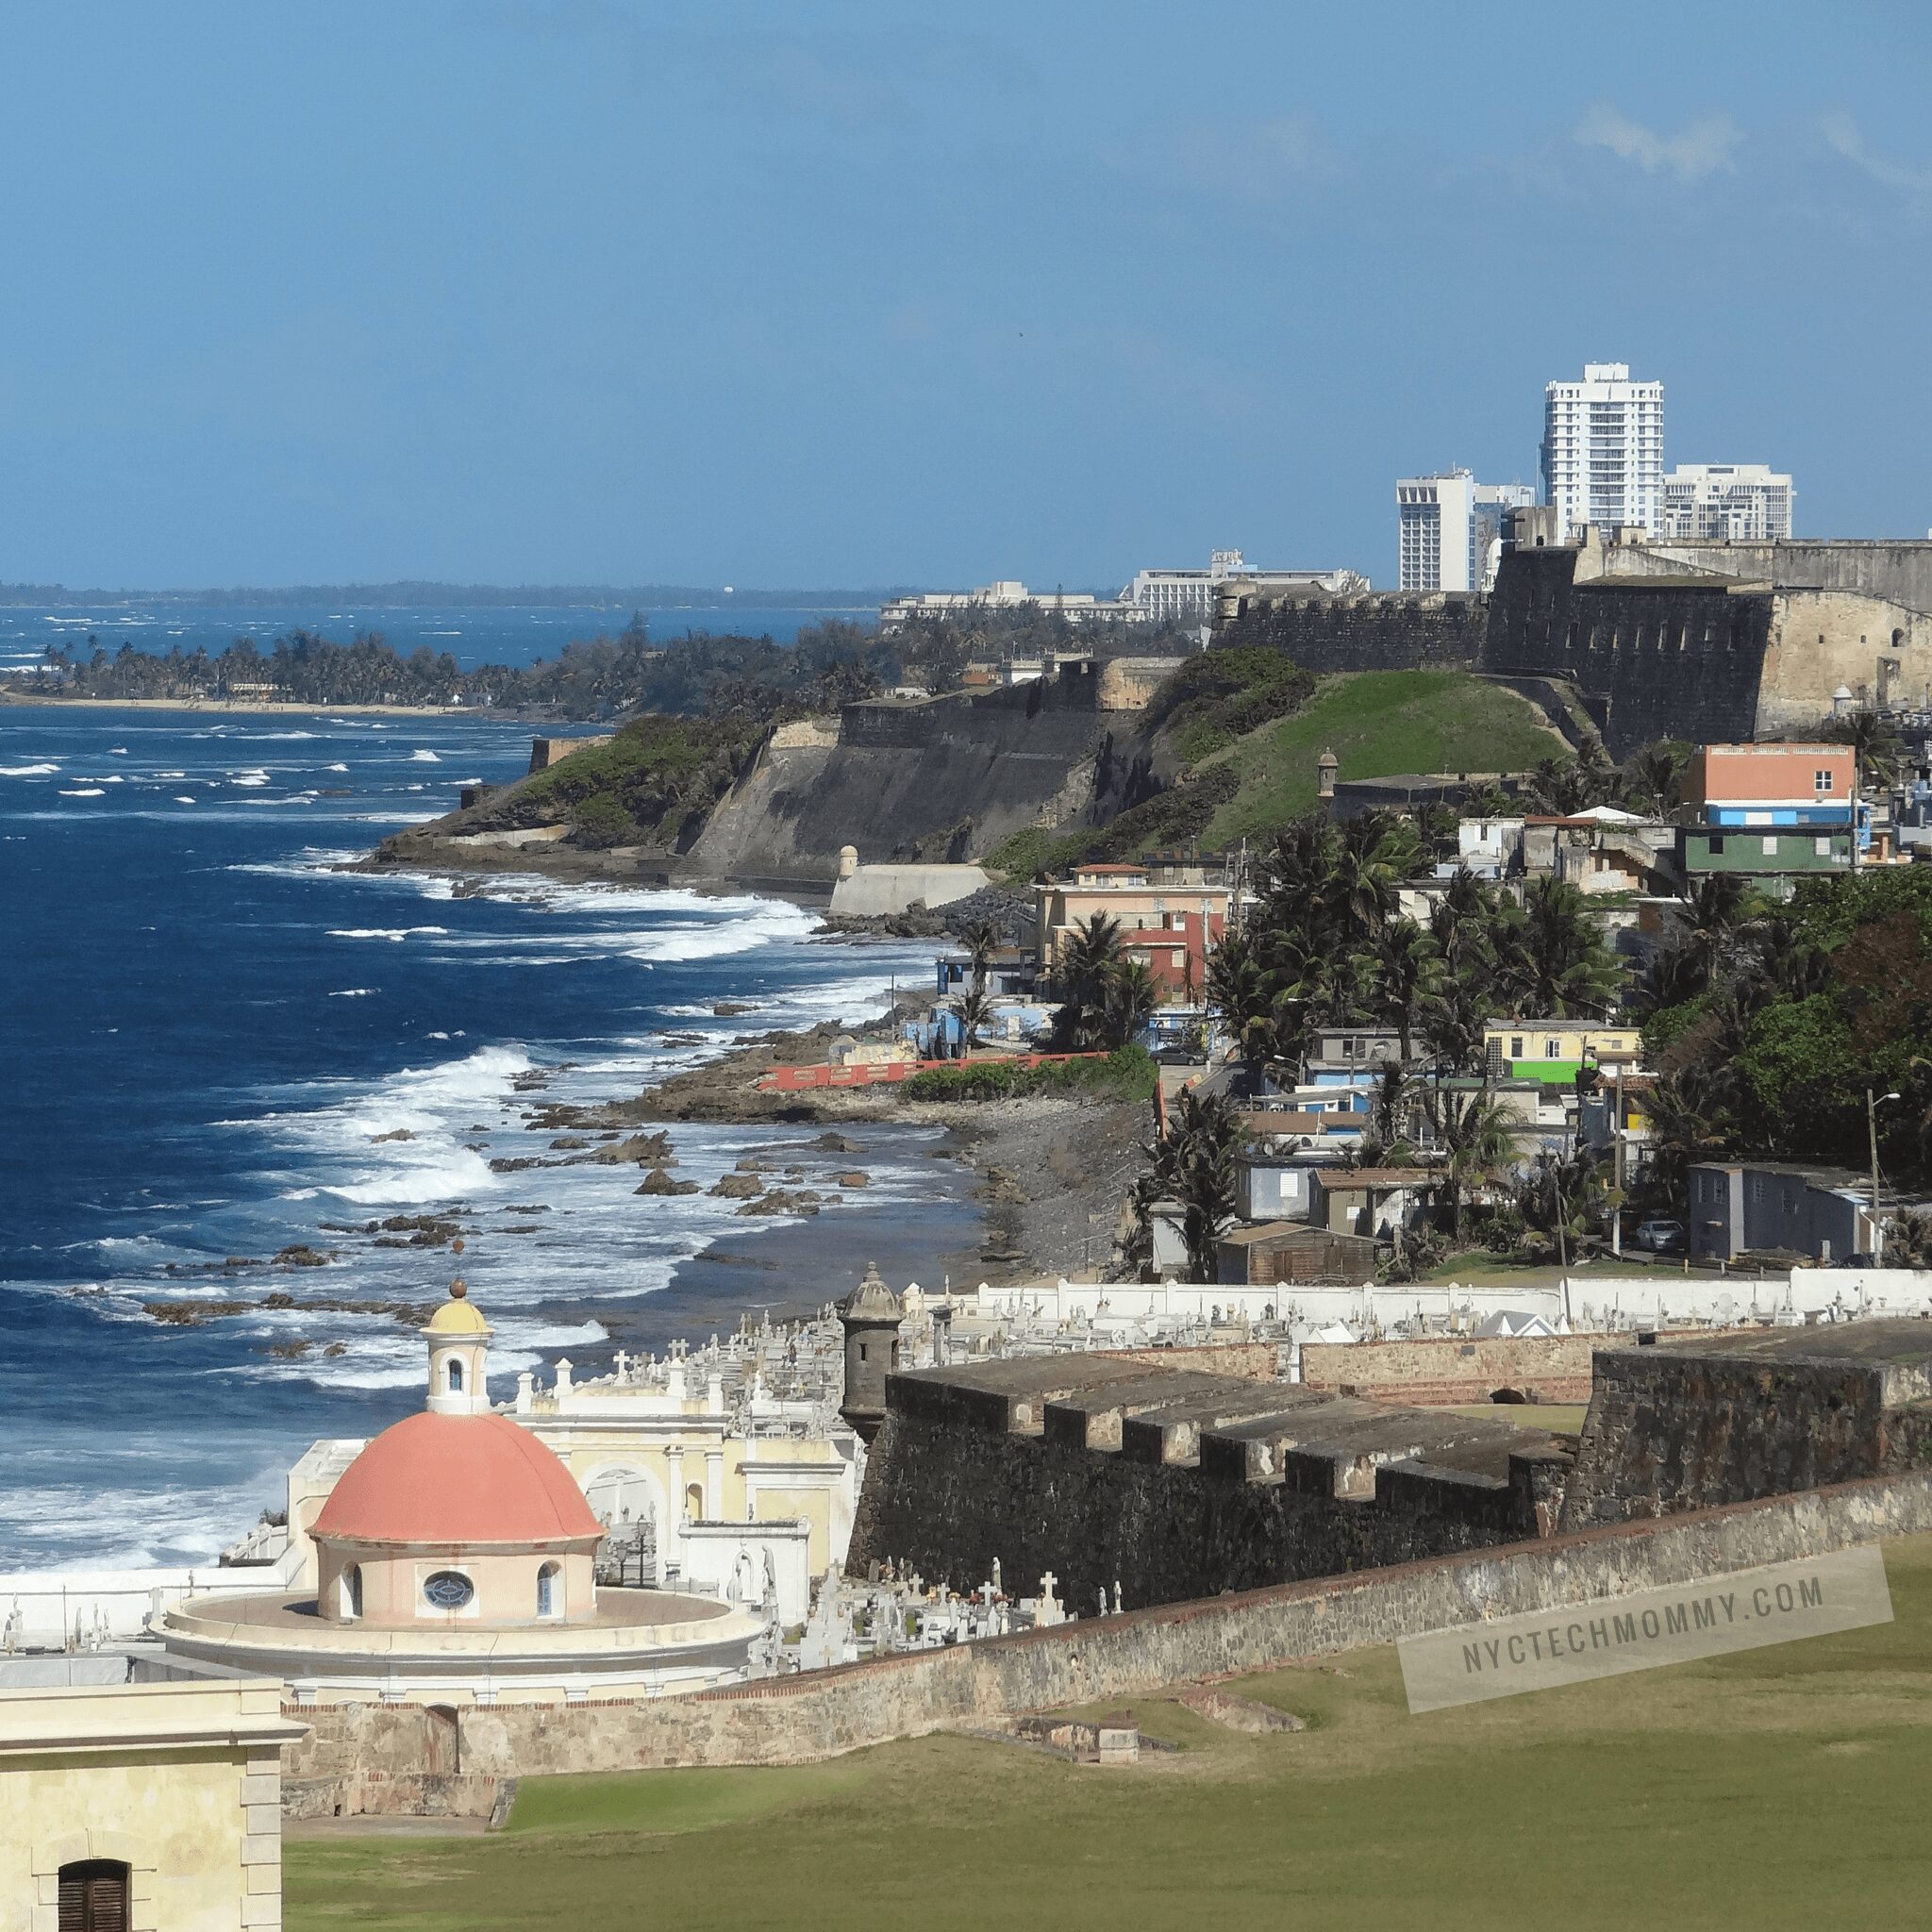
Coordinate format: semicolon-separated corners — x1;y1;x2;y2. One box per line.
313;1411;601;1547
425;1278;491;1335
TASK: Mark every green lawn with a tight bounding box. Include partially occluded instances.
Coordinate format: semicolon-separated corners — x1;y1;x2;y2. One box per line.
1198;669;1567;846
289;1534;1932;1932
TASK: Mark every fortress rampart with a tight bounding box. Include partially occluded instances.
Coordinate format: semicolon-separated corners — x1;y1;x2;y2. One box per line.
281;1465;1932;1816
1214;587;1487;674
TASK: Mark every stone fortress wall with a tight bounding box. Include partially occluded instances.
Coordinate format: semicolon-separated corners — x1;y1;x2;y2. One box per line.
283;1466;1932;1816
846;1324;1932;1614
1210;532;1932;759
276;1323;1932;1815
1214;586;1488;674
679;660;1137;880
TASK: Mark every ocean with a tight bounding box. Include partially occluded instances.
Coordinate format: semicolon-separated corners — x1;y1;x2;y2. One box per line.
0;596;871;684
0;685;971;1574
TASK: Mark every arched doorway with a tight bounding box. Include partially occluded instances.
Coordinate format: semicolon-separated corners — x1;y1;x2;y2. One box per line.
584;1465;659;1587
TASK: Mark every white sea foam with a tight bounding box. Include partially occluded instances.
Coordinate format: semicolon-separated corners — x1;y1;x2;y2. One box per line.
58;787;106;797
1;763;58;775
326;925;450;941
229;773;271;788
174;795;197;804
328;988;375;998
326;762;350;773
409;749;441;762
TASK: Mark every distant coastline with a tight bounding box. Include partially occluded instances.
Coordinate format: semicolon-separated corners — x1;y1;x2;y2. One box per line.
0;579;913;610
0;691;517;720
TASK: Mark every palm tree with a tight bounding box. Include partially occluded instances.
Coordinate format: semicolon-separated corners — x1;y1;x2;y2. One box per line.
1422;1087;1516;1239
1206;927;1277;1081
1160;1090;1243;1282
954;987;994;1054
1102;959;1158;1050
1325;814;1410;945
1620;741;1685;817
1516;1148;1609;1264
1421;974;1492;1074
1502;876;1624;1018
1369;919;1446;1064
1681;874;1747;982
960;919;1003;991
1053;913;1123;1049
1826;709;1903;791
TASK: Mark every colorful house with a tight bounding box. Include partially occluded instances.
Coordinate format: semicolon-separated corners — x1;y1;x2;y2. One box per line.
1482;1019;1642;1086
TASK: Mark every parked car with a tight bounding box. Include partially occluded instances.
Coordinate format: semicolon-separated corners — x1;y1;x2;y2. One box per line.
1631;1218;1686;1254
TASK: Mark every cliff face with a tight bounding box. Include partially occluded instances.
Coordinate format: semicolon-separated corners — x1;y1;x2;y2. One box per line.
375;664;1146;889
682;670;1131;881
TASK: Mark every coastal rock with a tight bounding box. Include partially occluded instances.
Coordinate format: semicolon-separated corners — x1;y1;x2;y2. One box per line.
549;1135;592;1151
273;1243;335;1269
369;1128;416;1144
637;1169;701;1197
142;1300;253;1325
837;1171;870;1188
733;1154;767;1173
812;1132;863;1154
737;1190;819;1216
590;1131;675;1166
712;1001;754;1017
709;1173;763;1199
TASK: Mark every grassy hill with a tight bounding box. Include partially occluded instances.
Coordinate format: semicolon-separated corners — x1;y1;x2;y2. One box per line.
988;667;1565;878
1194;668;1566;848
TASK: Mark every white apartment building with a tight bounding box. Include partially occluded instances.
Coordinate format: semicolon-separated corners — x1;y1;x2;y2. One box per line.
1119;548;1253;623
1541;362;1665;541
878;581;1122;630
1396;472;1536;591
1659;463;1794;542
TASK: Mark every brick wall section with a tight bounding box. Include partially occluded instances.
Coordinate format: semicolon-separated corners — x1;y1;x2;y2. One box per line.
1299;1334;1636;1407
280;1469;1932;1812
1560;1348;1932;1531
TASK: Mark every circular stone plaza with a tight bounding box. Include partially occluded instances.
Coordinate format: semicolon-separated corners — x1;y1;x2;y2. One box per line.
155;1283;761;1707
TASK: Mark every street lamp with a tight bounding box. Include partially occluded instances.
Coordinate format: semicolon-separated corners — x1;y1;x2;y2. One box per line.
1867;1089;1902;1262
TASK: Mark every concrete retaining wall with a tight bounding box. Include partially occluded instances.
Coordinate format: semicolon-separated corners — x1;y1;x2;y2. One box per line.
281;1469;1932;1812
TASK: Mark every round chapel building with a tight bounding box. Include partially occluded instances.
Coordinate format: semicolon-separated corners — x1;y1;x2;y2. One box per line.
158;1283;760;1705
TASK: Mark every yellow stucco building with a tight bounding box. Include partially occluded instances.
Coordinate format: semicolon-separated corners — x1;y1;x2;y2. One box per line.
0;1679;302;1932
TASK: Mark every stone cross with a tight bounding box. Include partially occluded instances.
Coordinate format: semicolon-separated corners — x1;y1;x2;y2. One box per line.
1039;1571;1058;1605
613;1348;631;1380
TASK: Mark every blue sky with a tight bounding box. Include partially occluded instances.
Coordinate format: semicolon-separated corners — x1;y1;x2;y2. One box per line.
1;1;1927;590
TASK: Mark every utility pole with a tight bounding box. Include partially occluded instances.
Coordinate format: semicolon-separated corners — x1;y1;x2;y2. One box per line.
1868;1086;1891;1264
1611;1061;1625;1257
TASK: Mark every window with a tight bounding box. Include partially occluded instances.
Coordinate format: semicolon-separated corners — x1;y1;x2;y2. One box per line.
1708;836;1725;856
1545;1040;1563;1058
1762;836;1778;857
1510;1037;1523;1058
1815;836;1832;858
1814;769;1833;794
858;1341;869;1363
423;1570;475;1611
537;1561;562;1619
58;1861;130;1932
341;1563;362;1621
446;1357;463;1392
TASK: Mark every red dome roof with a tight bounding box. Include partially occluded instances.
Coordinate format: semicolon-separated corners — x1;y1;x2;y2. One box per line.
313;1412;602;1547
